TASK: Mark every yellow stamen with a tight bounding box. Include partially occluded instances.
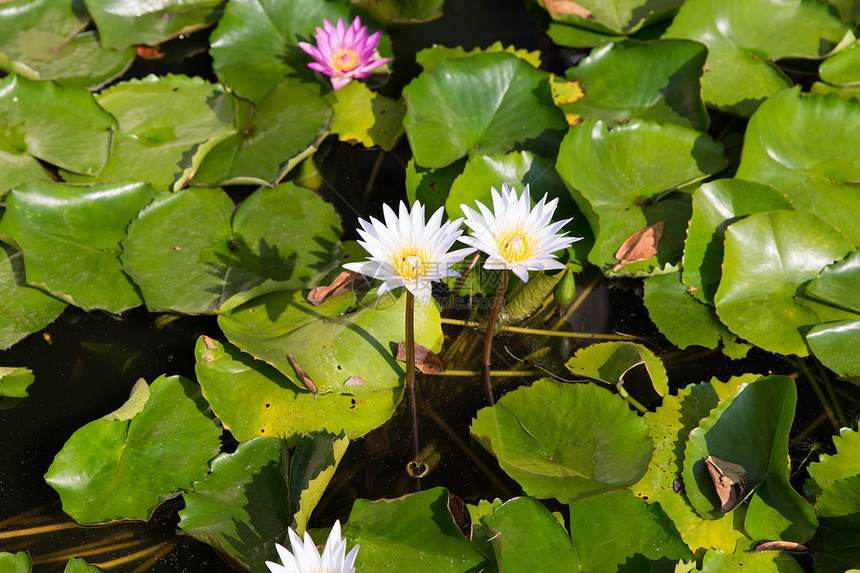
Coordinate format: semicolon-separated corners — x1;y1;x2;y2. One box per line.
330;48;359;73
393;251;427;281
498;232;530;262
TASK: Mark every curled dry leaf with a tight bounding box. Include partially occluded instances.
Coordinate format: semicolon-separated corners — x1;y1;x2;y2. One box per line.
544;0;593;18
613;220;664;272
448;493;472;540
703;455;748;512
288;355;317;395
136;45;165;60
751;541;810;554
396;341;443;374
307;271;368;306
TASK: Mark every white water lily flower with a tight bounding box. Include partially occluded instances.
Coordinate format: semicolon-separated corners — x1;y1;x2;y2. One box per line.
344;201;475;305
459;183;581;283
265;520;358;573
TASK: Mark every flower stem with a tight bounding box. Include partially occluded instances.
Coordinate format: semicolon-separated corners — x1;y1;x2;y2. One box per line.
405;291;421;487
481;270;510;406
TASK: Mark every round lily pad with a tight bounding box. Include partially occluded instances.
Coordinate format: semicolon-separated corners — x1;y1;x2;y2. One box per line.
471;378;653;502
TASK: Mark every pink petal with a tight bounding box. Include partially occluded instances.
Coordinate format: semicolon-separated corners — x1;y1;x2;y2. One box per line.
330;75;352;90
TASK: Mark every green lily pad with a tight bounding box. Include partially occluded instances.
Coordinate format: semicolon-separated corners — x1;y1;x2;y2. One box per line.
415;42;542;70
807;320;860;384
0;146;51;195
62;74;237;192
351;0;444;24
471;378;653;502
0;243;67;349
121;183;341;314
179;434;347;573
664;0;850;116
405;158;467;216
683;376;818;542
83;0;222;50
714;210;856;357
344;487;486;572
0;0;134;89
683;179;794;305
631;374;758;553
0;367;34;398
806;427;860;499
569;489;693;571
820;42;860;86
556;119;726;275
210;0;390;103
807;251;860;314
565;341;669;397
481;496;578;572
546;22;627;48
402;52;566;168
327;80;404;151
218;289;442;396
535;0;683;35
192;80;332;187
736;88;860;245
815;474;860;550
0;180;156;313
700;546;804;572
44;375;222;525
63;558;102;573
562;39;709;131
194;337;402;442
0;74;116;175
0;552;31;573
644;272;750;358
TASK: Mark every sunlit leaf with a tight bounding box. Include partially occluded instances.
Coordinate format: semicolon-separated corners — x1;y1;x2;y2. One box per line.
806;427;860;499
569;489;693;571
471;378;653;502
714;210;856;357
664;0;850;115
482;496;579;572
218;289;442;396
344;487;486;572
194;337;401;442
736;88;860;245
0;0;134;89
0;244;66;350
327;80;403;151
807;320;860;384
122;183;341;314
179;434;347;573
565;341;669;397
556;119;725;275
351;0;444;24
83;0;222;50
562;39;709;130
403;52;566;168
499;270;565;326
416;42;541;70
0;181;156;313
683;179;794;305
0;75;115;175
0;552;31;573
0;367;34;398
62;74;237;192
44;375;222;524
820;42;860;86
210;0;390;103
700;545;804;572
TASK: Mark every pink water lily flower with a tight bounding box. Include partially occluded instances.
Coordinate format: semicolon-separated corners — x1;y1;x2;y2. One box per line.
298;16;391;90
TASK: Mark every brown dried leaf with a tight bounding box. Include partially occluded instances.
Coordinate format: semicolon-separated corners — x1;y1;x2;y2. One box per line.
448;493;472;540
544;0;592;18
136;45;164;60
307;271;367;306
751;541;809;554
613;220;664;271
704;455;748;512
396;341;443;374
288;355;317;395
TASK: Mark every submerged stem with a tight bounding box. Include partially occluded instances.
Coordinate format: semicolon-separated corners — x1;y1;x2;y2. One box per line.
405;291;421;487
481;270;510;406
